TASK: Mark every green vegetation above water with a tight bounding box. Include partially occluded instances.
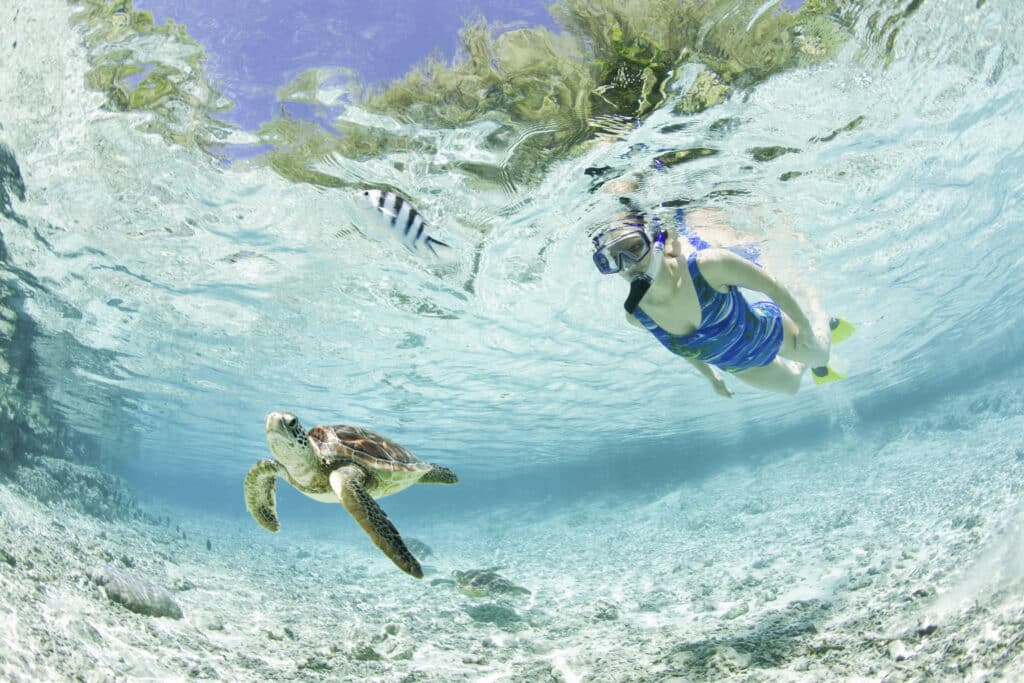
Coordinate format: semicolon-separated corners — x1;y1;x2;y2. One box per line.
264;0;850;189
71;0;852;189
72;0;234;149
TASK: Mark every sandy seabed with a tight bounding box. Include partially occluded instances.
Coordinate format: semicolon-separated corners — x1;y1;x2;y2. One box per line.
2;380;1024;682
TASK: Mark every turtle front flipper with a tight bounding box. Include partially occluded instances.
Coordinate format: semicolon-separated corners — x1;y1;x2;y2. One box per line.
244;459;286;532
419;464;458;484
329;465;423;579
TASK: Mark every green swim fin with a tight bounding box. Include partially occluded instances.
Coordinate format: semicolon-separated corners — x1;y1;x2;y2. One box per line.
812;364;847;385
829;317;855;345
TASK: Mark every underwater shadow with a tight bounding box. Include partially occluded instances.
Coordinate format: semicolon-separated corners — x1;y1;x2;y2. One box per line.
655;598;832;677
456;338;1024;513
448;411;839;513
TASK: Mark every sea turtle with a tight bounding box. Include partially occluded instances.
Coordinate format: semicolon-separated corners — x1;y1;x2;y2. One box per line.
244;411;458;578
450;568;531;598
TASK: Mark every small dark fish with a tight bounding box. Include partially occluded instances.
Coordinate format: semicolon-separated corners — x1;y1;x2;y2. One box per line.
353;189;451;256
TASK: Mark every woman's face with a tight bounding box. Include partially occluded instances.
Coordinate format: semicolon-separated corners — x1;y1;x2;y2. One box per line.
594;225;651;277
618;249;650;279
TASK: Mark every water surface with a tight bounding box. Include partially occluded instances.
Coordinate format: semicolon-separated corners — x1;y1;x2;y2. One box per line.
1;0;1023;680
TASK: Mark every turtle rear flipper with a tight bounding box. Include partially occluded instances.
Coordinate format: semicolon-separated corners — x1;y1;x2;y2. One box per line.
329;466;423;578
419;464;458;484
244;459;286;532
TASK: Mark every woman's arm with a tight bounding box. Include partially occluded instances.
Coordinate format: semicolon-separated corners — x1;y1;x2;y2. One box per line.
696;249;815;335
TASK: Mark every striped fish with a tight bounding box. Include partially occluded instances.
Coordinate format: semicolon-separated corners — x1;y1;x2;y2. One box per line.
353;189;450;256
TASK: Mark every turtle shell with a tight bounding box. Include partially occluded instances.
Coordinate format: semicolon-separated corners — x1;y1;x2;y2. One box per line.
307;425;429;473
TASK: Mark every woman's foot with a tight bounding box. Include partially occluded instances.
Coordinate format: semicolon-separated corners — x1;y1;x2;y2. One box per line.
812;364;847;385
829;317;856;344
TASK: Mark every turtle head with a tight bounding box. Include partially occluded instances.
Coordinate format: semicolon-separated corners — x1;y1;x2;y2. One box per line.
265;411;317;471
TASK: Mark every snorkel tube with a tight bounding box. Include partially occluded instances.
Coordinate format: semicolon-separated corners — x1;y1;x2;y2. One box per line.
623;229;667;314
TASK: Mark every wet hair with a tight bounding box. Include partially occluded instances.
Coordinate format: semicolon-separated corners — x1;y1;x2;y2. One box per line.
616;195;644;213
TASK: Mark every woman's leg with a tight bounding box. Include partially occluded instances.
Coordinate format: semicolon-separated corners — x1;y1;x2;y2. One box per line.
775;310;830;368
733;358;804;395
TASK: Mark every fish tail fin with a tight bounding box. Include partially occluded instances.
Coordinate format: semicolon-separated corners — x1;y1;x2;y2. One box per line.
425;237;451;256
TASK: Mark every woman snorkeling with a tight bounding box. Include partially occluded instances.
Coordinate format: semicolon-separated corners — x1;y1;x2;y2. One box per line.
591;205;852;396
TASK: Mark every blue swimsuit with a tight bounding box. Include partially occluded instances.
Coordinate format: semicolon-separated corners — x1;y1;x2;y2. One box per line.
632;209;784;373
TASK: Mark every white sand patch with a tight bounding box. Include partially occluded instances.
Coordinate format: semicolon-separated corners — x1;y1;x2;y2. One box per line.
1;378;1024;680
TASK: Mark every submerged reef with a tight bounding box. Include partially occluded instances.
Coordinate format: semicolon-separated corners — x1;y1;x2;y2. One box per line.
0;142;140;521
0;145;54;477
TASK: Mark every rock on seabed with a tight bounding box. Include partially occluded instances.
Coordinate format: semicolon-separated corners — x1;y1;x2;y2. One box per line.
90;564;183;619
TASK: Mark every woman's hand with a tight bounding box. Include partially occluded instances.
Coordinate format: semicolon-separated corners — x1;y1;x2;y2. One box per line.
711;376;734;398
794;322;817;350
687;357;734;397
794;323;829;367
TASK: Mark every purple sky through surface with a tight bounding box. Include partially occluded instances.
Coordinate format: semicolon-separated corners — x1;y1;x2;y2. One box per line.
133;0;558;130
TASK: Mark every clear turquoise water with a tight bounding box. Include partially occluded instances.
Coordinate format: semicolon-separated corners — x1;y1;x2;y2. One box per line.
2;0;1024;679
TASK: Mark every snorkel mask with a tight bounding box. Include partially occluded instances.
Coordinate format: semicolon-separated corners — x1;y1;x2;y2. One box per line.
592;223;668;314
591;226;649;275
